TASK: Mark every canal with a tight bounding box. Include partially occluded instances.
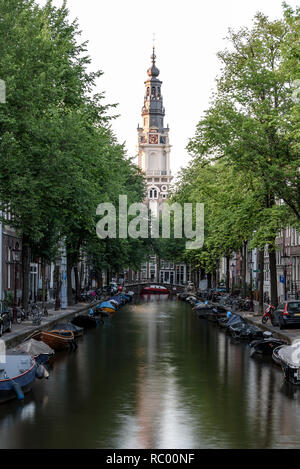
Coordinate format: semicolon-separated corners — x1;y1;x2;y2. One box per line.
1;295;300;449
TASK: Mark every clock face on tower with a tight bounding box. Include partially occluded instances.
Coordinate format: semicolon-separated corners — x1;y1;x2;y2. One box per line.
149;134;158;144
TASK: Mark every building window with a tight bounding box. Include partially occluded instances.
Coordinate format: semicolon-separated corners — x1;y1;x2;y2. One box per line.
149;187;158;199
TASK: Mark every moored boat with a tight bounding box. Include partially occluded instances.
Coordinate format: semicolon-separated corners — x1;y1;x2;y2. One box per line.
0;354;37;404
141;285;169;295
32;330;76;351
218;313;245;329
272;345;285;366
206;306;228;322
51;322;84;339
229;322;263;341
13;339;54;365
277;342;300;384
249;332;286;357
97;301;116;314
195;304;215;319
72;314;100;329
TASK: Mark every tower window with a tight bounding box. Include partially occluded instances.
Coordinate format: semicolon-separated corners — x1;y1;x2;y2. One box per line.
151;86;155;97
149;187;158;199
147;87;150;96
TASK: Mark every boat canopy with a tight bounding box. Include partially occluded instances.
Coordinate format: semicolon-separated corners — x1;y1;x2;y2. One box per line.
99;301;116;310
278;343;300;368
13;339;54;356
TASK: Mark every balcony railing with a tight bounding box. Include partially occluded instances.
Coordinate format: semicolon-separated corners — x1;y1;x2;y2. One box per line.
146;170;172;176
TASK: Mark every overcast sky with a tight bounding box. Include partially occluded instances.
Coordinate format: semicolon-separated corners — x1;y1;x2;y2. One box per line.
38;0;299;178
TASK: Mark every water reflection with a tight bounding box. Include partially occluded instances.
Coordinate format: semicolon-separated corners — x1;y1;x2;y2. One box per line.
1;295;300;448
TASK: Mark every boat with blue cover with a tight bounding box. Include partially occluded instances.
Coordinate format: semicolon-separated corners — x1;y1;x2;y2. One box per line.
97;301;116;314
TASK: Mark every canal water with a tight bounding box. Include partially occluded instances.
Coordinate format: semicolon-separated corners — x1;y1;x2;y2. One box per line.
1;295;300;449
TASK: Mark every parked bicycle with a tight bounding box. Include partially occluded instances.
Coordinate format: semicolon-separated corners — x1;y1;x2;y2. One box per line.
27;302;42;325
16;307;26;324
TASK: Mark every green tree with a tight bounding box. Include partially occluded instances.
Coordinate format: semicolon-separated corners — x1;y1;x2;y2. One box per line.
186;8;299;306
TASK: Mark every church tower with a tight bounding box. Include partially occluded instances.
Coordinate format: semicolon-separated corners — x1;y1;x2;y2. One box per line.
137;47;173;212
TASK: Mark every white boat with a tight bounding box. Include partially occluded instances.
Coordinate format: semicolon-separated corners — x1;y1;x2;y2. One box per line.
277;341;300;384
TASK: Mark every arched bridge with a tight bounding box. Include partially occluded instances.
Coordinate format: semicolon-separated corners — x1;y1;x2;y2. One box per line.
123;281;187;295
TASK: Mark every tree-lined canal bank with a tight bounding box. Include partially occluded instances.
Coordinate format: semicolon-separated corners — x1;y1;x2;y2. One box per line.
1;295;300;449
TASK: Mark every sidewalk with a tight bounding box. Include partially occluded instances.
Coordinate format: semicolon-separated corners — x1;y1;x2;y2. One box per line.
2;302;93;350
234;301;300;345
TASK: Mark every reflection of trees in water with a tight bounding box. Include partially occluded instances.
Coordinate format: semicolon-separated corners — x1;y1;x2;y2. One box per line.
168;307;299;448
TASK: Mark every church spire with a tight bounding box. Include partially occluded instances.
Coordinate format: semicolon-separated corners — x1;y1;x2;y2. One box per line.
147;46;160;79
142;47;165;130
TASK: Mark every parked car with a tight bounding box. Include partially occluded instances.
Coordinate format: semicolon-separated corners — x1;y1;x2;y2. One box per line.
271;300;300;329
0;301;12;336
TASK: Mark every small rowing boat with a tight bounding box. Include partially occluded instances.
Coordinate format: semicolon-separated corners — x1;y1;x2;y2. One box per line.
32;330;76;351
51;322;84;339
72;314;100;329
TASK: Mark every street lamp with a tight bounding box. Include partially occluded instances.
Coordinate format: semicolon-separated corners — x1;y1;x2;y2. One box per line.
12;245;21;323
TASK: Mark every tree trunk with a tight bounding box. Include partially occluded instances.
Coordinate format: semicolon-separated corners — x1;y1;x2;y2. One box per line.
66;249;73;306
213;270;217;289
258;249;264;315
21;234;30;313
269;243;278;308
156;258;160;283
41;258;46;314
225;256;230;293
242;241;247;298
95;270;102;290
207;272;212;289
74;264;80;303
80;261;84;290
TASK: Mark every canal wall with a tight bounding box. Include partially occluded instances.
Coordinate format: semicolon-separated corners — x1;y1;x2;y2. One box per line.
2;303;96;350
209;301;297;345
